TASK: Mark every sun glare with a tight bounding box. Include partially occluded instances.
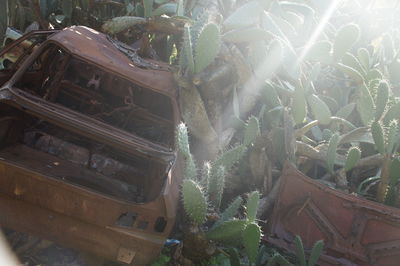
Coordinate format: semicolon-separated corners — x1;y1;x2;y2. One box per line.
298;0;341;64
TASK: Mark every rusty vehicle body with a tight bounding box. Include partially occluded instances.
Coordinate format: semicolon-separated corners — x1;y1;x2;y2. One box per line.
267;163;400;266
0;26;182;265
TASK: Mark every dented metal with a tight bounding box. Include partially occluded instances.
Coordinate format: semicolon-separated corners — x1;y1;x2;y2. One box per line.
267;163;400;266
0;26;182;265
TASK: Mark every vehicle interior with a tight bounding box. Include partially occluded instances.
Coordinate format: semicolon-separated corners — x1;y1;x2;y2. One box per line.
0;43;175;203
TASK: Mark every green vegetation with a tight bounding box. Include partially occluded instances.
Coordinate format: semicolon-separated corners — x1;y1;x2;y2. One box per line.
177;122;262;263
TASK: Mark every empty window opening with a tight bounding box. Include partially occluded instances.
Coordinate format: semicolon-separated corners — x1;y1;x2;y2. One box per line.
0;104;169;203
154;217;167;233
15;47;175;148
115;212;138;227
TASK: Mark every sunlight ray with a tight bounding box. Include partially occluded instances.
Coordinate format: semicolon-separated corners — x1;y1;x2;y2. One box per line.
297;0;341;64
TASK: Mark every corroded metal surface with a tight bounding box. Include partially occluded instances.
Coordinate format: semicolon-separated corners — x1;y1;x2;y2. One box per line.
0;26;182;265
0;29;55;70
48;26;176;97
267;163;400;265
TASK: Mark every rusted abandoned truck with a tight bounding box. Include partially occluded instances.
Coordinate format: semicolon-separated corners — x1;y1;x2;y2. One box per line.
0;26;182;265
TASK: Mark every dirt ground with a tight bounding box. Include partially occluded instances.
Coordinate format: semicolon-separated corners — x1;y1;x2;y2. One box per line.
4;229;121;266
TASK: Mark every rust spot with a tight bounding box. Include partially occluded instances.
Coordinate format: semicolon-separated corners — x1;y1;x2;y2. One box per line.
14;184;26;196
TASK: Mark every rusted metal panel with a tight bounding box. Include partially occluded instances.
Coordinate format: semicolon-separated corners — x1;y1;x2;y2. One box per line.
48;26;176;98
0;26;182;265
0;194;164;265
267;163;400;265
0;29;57;71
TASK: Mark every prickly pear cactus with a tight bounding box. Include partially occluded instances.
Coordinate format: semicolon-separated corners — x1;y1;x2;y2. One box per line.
193;23;221;73
371;121;385;155
357;48;370;70
386;120;399;155
246;191;259;222
102;16;146;34
242;223;262;265
206;219;247;242
176;123;198;180
307;94;332;125
344;146;361;171
357;83;375;126
180;25;195;74
292;86;307;125
333;23;360;60
221;196;242;222
213;145;247;171
207;165;225;210
182;179;208;224
176;123;191;156
244;116;261;146
212;196;243;230
327;133;340;174
375;81;389;121
385;158;400;206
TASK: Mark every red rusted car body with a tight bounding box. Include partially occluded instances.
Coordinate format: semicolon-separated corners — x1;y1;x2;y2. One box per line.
0;26;182;265
267;163;400;265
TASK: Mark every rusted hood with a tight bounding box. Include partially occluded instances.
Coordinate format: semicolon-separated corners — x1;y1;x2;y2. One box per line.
48;26;177;98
